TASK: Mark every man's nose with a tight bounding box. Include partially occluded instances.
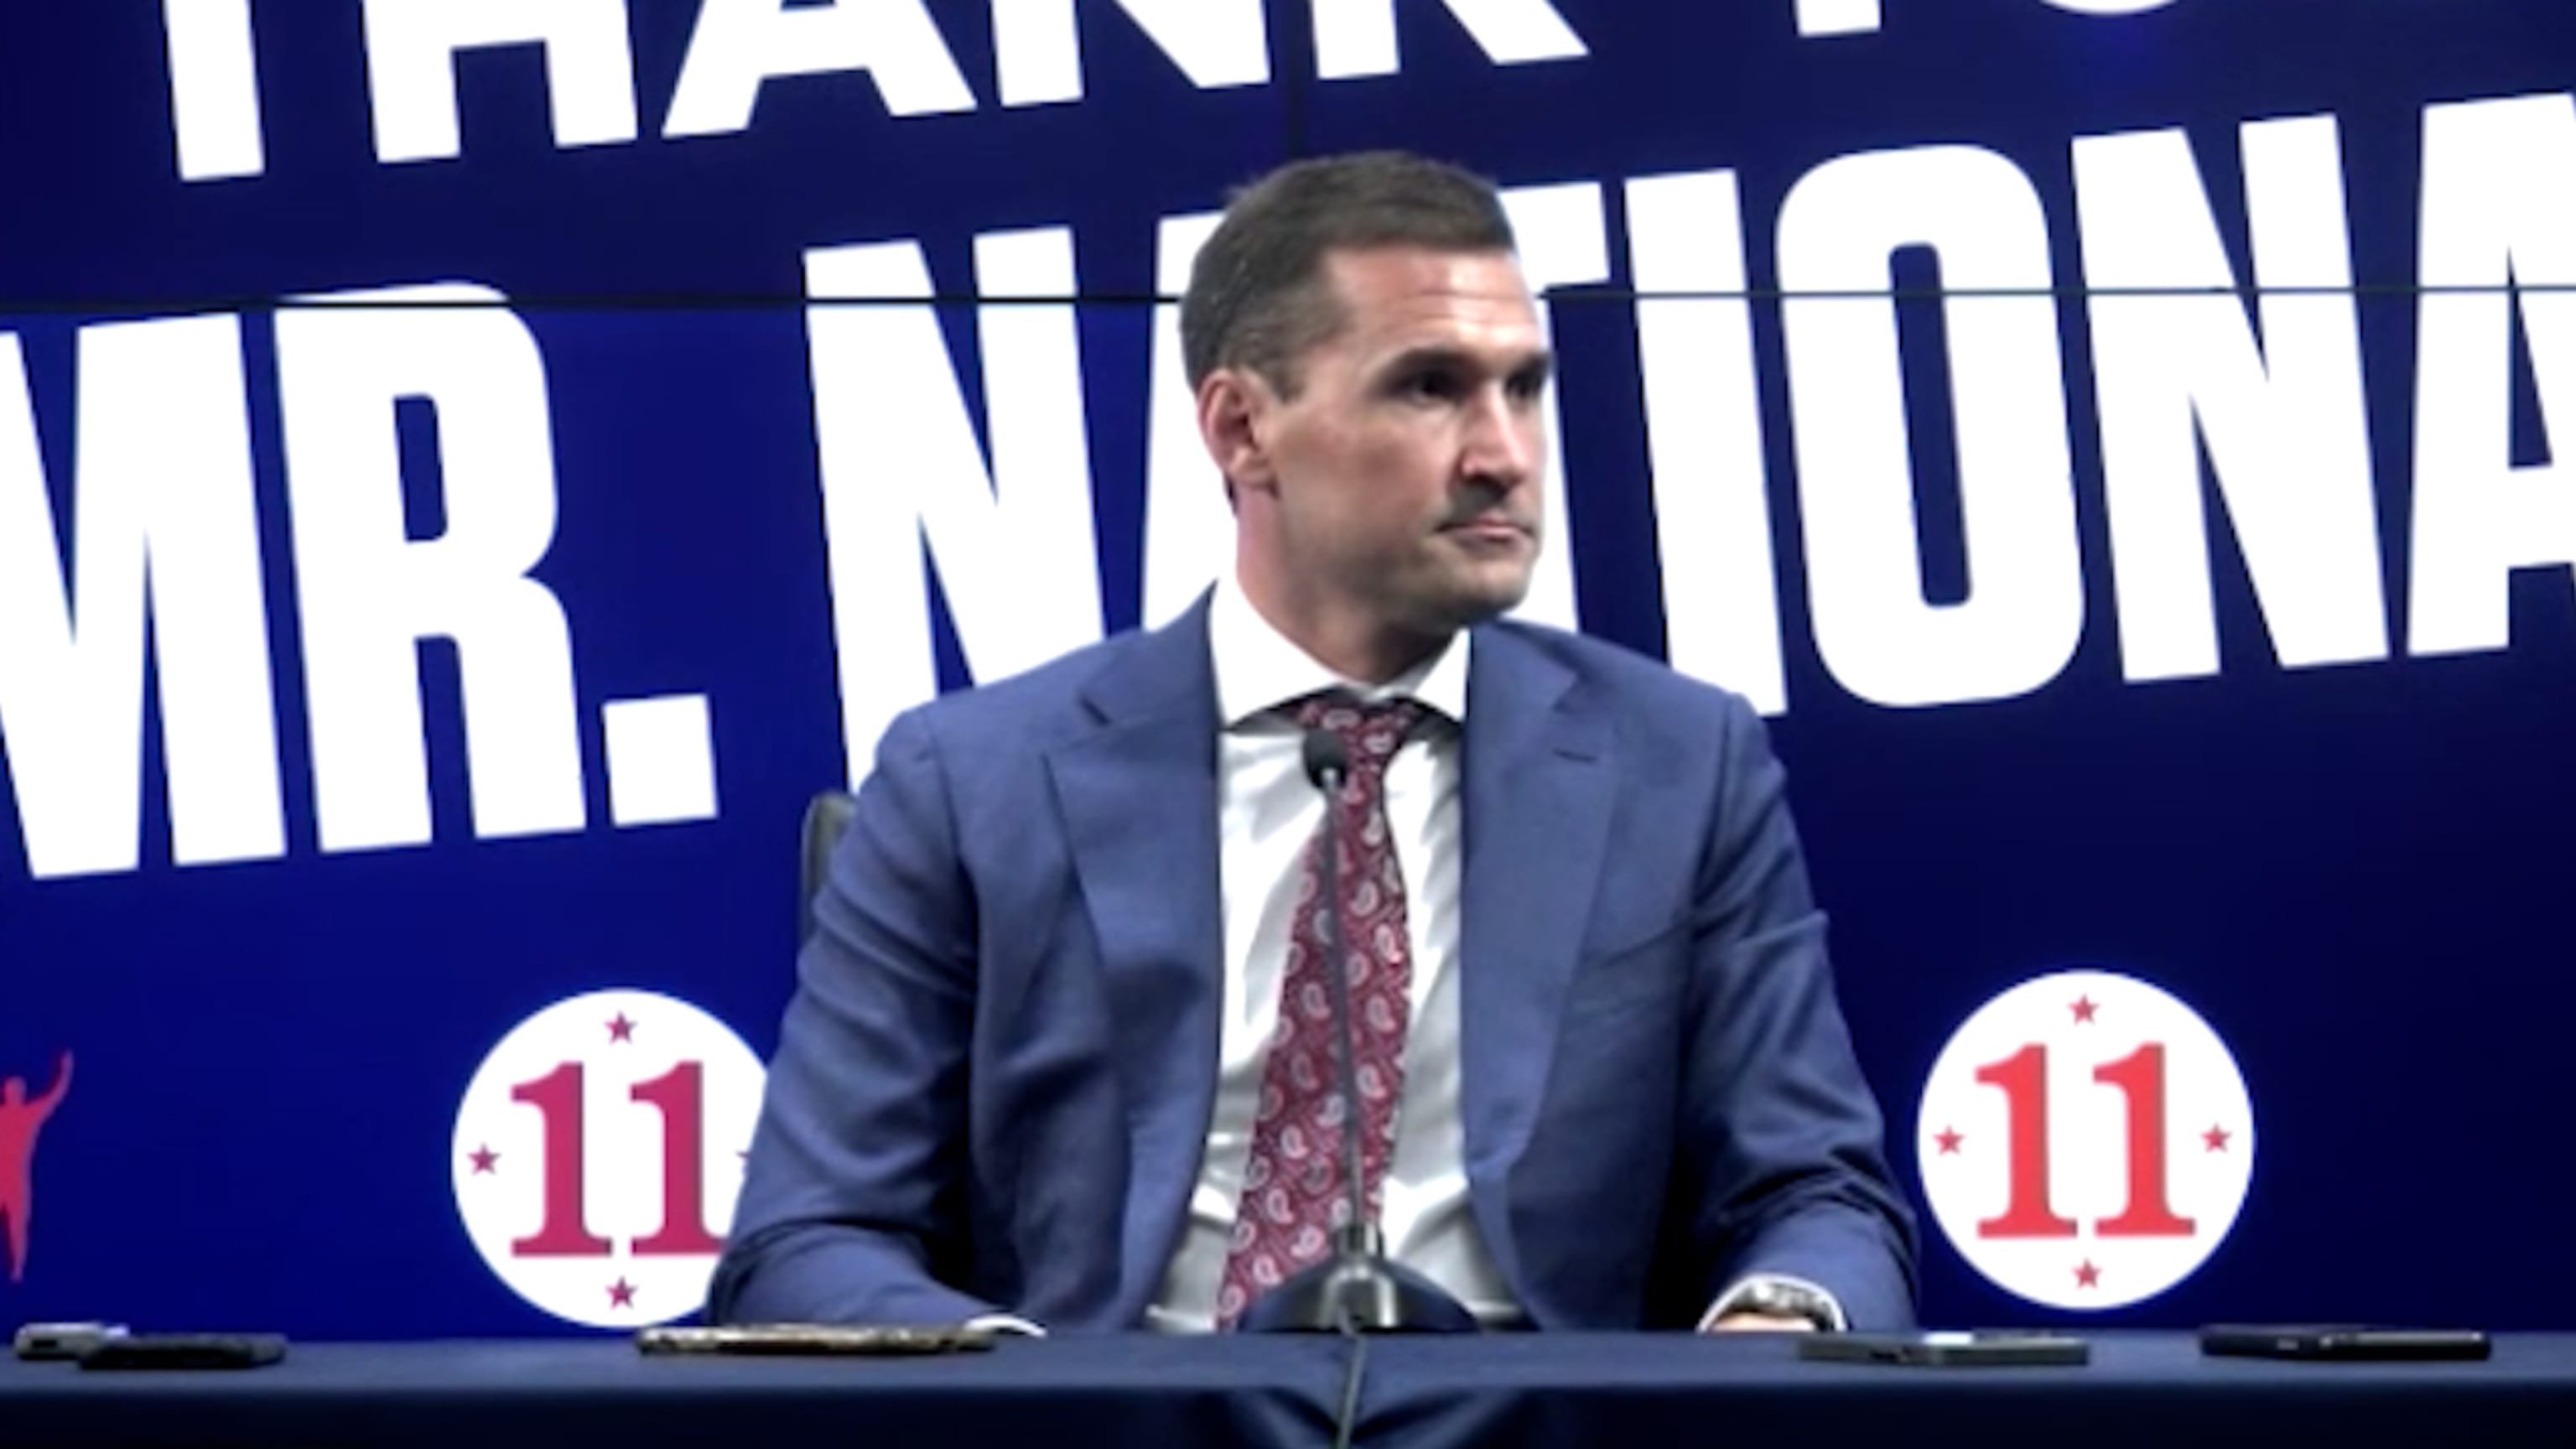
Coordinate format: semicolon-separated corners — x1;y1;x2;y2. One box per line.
1460;387;1540;488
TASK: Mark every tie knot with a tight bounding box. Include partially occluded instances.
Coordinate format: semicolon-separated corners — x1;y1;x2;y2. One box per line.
1291;693;1426;768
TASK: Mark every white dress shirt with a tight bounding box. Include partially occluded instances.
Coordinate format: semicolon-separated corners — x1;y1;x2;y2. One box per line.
1145;577;1516;1331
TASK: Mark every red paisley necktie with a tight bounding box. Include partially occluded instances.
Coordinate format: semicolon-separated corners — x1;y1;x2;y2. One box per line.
1217;693;1427;1328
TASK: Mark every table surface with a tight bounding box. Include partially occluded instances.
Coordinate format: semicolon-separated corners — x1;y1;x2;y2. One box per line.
4;1332;2571;1447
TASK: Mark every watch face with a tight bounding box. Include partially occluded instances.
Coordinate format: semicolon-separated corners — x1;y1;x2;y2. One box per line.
1742;1283;1835;1327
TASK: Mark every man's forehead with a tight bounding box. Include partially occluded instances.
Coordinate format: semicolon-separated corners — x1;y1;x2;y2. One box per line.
1314;246;1544;351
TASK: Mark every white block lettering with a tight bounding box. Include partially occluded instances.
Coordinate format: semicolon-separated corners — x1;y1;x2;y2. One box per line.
1778;145;2085;708
1628;169;1787;714
993;0;1268;106
805;231;1105;785
2075;117;2387;680
601;694;718;828
164;0;267;180
1794;0;1883;37
276;285;589;851
2410;94;2576;656
361;0;638;164
0;318;283;878
665;0;973;138
1314;0;1587;80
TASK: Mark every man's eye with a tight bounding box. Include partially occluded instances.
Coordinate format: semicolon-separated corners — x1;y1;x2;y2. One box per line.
1398;371;1460;402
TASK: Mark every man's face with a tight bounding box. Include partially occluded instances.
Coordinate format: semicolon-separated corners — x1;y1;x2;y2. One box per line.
1223;247;1551;660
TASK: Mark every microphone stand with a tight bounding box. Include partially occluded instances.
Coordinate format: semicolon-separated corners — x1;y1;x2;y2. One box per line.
1237;728;1478;1336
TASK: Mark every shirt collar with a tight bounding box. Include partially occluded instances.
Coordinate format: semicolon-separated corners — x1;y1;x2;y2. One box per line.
1209;573;1469;730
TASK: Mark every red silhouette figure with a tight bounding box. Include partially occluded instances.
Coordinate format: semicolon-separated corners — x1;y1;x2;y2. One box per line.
0;1052;72;1283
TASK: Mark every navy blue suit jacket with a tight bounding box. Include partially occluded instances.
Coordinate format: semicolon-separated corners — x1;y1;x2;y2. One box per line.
712;601;1916;1330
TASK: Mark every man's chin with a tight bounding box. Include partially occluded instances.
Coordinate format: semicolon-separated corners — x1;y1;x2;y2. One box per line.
1419;571;1536;633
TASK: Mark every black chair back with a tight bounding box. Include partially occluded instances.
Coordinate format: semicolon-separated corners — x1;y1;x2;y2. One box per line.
797;790;860;945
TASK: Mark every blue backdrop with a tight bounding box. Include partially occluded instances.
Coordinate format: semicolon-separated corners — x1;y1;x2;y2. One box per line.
3;0;2572;1336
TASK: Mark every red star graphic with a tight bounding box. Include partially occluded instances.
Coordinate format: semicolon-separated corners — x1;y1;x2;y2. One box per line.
2070;995;2100;1025
1934;1127;1964;1156
468;1145;499;1175
2074;1259;2102;1289
2204;1124;2233;1153
606;1011;636;1044
607;1278;637;1308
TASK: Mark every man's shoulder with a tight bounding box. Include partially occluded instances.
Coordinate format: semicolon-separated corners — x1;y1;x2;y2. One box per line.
1476;618;1760;729
898;616;1193;749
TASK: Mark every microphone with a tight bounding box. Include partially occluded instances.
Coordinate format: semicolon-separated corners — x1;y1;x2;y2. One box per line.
1301;724;1348;787
1300;730;1372;1257
1236;727;1477;1335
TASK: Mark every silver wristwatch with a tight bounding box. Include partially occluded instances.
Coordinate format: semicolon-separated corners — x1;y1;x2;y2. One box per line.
1722;1278;1842;1331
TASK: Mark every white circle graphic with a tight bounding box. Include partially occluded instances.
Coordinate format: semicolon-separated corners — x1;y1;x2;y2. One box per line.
1917;969;2254;1311
2039;0;2184;13
452;989;764;1327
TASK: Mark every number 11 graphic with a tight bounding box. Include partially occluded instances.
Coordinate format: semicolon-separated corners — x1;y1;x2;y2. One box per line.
508;1061;724;1258
1975;1042;2195;1240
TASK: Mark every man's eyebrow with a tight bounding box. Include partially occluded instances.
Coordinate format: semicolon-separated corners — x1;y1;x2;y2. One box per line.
1377;344;1557;378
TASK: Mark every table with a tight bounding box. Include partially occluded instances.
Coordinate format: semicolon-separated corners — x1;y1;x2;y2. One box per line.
3;1332;2570;1446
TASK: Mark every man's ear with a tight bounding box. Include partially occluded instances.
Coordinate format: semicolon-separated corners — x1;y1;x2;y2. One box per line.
1197;369;1277;496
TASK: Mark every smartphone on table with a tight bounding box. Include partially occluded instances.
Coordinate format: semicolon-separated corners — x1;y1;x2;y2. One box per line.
1798;1331;2089;1367
2199;1324;2490;1361
636;1324;1000;1356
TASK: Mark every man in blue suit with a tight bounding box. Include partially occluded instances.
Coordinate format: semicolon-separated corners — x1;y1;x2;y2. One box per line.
714;153;1914;1333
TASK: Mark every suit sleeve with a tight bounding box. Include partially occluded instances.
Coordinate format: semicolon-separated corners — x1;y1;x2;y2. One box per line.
709;709;1000;1326
1675;693;1919;1330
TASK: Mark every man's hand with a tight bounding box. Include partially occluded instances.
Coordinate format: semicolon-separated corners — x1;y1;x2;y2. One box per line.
1704;1311;1820;1332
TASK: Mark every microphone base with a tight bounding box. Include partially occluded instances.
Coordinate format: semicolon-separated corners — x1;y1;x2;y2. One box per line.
1235;1250;1481;1335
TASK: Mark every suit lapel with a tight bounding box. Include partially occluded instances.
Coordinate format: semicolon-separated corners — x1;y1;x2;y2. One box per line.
1044;601;1225;1321
1457;626;1614;1290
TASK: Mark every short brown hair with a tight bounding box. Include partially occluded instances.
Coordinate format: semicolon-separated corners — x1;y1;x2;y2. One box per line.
1180;152;1517;397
